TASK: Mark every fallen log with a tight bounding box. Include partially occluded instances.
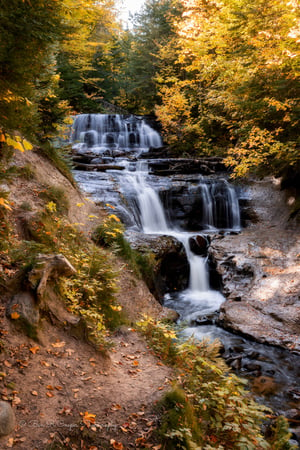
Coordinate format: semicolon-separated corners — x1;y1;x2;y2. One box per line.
73;162;125;171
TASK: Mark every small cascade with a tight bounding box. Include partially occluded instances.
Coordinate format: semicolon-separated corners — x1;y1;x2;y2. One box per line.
71;113;162;153
126;171;224;321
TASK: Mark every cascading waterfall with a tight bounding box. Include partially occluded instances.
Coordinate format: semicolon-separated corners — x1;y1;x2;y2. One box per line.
71;113;239;317
71;114;300;427
127;171;225;321
71;113;162;153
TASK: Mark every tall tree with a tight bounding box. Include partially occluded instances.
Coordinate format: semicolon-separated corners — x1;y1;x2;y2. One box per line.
103;0;182;113
0;0;119;143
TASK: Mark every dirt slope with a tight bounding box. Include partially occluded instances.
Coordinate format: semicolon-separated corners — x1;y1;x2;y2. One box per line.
0;149;173;449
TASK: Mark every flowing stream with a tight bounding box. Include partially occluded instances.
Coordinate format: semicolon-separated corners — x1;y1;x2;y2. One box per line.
72;114;300;442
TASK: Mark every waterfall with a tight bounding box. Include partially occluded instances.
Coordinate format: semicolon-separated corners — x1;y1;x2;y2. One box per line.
127;171;209;292
71;114;239;321
71;113;162;152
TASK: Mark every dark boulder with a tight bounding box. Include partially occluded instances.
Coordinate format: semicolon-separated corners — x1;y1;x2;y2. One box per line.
125;231;189;302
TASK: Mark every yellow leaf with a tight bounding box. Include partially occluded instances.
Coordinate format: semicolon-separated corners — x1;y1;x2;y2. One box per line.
11;312;20;320
83;411;96;421
6;137;24;152
0;198;12;211
22;139;33;150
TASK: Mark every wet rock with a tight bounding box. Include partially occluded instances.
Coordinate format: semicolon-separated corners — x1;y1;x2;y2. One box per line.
0;401;15;436
189;235;210;256
125;231;189;302
160;307;180;322
243;363;262;374
192;312;218;326
148;157;227;176
226;356;242;370
285;409;300;421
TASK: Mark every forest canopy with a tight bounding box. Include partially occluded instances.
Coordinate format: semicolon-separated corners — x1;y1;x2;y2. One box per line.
0;0;299;181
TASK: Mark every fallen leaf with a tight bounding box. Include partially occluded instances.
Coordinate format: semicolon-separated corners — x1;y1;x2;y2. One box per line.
30;346;40;354
46;392;54;398
51;341;65;348
46;385;54;390
13;396;21;405
55;385;63;391
135;437;147;445
110;439;124;450
132;360;139;366
65;348;75;356
40;360;50;367
111;404;122;411
10;312;20;320
31;391;38;396
6;437;14;448
59;407;72;415
4;361;11;368
82;411;96;428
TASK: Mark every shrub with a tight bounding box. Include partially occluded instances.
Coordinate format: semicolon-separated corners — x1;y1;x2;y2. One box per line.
137;317;295;449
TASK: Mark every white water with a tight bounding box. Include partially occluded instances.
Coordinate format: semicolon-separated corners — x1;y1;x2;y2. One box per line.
124;169;225;319
71;113;162;152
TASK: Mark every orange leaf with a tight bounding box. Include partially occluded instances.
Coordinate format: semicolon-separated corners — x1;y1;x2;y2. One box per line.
11;312;20;320
51;341;65;348
110;439;124;450
82;411;96;427
31;391;38;396
46;392;54;398
111;404;122;411
132;360;139;366
30;346;39;354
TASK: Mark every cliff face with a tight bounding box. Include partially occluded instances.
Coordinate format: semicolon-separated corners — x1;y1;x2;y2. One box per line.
210;177;300;353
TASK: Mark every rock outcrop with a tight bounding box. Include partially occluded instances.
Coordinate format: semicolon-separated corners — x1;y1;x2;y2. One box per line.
125;231;189;301
210;178;300;353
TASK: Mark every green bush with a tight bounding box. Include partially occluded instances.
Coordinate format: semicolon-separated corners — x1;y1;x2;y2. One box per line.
137;317;295;449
